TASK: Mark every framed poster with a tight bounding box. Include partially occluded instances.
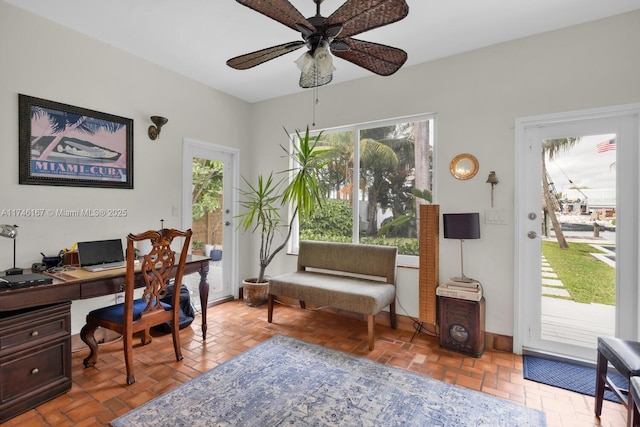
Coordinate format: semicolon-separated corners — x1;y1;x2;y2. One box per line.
18;94;134;189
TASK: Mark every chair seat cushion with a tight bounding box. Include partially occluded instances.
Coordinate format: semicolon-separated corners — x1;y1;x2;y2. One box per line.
598;337;640;377
88;299;171;323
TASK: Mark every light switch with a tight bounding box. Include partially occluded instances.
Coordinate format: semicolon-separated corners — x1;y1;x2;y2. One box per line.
485;209;508;225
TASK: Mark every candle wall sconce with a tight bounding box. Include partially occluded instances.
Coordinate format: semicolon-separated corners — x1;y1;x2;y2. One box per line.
486;171;499;207
148;116;168;140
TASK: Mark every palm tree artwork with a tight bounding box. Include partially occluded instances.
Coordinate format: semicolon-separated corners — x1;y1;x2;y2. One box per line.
30;106;125;165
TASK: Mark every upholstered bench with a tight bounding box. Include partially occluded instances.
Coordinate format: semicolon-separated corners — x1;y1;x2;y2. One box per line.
595;336;640;417
268;240;397;350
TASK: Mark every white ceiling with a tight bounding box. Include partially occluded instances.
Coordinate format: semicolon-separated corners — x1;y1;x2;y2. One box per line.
5;0;640;103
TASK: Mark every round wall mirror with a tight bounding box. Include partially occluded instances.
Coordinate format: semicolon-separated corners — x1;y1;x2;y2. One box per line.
450;154;479;180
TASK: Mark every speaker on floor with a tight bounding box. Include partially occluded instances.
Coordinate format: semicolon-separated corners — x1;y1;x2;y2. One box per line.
438;296;485;357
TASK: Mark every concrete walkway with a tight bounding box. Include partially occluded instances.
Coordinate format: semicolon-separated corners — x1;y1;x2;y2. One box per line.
540;238;615;351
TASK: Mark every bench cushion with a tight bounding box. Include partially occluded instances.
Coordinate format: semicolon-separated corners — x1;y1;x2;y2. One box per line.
269;271;395;315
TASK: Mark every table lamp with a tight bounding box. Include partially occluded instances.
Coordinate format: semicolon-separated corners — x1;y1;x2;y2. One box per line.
1;224;23;275
443;213;480;283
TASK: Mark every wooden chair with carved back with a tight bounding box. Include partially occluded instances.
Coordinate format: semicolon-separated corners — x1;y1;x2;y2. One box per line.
80;228;192;384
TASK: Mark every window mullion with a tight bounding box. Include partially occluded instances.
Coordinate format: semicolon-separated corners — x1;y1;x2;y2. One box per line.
352;128;360;243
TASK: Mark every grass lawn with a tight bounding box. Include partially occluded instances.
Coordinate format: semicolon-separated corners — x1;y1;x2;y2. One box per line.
542;240;615;305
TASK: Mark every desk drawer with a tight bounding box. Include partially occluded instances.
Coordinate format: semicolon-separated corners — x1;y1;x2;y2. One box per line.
80;276;126;298
0;303;70;355
0;285;78;311
0;303;71;423
0;337;70;404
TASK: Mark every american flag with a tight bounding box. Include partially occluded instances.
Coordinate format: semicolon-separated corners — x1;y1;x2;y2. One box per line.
596;138;616;153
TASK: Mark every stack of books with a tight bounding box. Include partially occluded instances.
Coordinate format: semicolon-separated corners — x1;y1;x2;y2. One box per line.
436;278;482;301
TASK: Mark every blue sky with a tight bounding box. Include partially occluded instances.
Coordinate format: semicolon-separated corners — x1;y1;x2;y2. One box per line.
546;133;617;193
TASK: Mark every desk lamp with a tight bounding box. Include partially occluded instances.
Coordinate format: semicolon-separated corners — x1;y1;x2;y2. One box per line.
1;224;23;275
443;213;480;283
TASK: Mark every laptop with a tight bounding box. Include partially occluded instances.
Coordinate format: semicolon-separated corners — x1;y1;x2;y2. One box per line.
77;239;126;272
0;273;53;289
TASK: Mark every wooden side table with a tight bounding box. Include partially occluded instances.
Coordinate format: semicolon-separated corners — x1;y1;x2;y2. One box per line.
438;296;485;357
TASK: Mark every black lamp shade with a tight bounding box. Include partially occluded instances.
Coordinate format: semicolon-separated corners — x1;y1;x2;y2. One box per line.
443;213;480;240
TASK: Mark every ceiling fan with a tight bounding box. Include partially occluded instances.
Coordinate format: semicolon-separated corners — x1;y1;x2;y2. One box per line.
226;0;409;88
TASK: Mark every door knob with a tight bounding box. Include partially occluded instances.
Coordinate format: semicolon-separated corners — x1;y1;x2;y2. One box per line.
528;231;537;239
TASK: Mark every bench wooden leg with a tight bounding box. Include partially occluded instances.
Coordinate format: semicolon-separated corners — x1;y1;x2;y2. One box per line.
267;294;274;323
299;300;306;309
390;301;397;329
367;315;375;350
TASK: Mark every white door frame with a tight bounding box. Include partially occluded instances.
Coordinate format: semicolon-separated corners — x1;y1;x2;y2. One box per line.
182;138;239;302
514;104;640;358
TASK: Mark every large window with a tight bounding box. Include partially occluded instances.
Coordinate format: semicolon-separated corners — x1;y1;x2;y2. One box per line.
294;114;435;267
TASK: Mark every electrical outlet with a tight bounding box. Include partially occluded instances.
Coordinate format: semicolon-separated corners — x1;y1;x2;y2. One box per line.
116;293;124;304
172;205;180;217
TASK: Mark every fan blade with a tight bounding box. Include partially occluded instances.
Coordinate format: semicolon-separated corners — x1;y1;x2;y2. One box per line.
227;41;305;70
325;0;409;38
332;38;407;76
236;0;314;32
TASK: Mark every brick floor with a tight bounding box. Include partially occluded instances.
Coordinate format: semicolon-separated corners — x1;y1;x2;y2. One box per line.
2;299;627;426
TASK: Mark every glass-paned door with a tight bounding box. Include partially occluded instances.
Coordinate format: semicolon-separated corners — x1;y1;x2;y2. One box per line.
182;139;237;309
515;106;640;360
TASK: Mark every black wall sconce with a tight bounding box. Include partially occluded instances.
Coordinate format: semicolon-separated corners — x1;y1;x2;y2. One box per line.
148;116;168;140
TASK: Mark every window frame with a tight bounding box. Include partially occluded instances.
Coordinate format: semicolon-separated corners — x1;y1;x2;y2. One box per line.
289;113;437;268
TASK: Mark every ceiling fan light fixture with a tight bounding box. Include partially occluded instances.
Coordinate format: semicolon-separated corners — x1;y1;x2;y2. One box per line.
229;0;409;88
295;51;314;74
313;45;335;77
296;43;335;88
299;65;333;88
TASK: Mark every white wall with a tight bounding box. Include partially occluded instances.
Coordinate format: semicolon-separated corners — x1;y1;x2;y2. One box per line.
2;2;639;338
0;2;252;333
245;10;640;336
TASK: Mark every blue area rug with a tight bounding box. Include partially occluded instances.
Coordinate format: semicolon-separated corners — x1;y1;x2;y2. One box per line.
111;335;546;426
523;354;627;403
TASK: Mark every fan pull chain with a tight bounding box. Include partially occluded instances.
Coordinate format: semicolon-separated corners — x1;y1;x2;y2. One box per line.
312;86;319;127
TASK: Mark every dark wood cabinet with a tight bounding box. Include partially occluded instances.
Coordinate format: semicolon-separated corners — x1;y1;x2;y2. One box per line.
438;296;485;357
0;302;71;423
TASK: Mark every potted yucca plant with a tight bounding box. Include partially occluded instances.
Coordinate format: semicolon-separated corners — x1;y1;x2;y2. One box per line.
237;127;329;306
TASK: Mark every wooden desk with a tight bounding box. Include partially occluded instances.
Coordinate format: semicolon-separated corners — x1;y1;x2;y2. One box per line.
0;255;211;337
0;255;210;422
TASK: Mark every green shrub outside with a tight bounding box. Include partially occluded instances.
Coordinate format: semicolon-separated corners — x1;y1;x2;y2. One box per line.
300;199;419;255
